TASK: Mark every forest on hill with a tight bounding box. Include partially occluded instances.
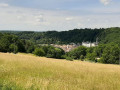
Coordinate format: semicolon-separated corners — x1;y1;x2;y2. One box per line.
1;27;119;44
0;27;120;64
99;27;120;44
0;28;104;44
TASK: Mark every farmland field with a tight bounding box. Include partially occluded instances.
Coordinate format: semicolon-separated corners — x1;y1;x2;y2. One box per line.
0;53;120;90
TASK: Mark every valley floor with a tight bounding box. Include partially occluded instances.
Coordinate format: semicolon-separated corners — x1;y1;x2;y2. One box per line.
0;53;120;90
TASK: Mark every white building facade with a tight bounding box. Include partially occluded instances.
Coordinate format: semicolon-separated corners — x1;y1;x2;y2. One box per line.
82;42;98;47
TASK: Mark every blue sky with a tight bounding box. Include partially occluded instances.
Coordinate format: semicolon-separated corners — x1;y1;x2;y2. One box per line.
0;0;120;31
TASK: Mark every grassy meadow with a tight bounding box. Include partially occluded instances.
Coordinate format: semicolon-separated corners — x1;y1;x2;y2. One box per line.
0;53;120;90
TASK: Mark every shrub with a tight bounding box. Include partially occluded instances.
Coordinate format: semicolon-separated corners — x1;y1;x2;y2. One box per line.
34;48;45;56
27;46;35;53
86;53;97;62
80;55;84;61
100;44;120;64
66;57;73;61
9;44;18;54
66;46;87;59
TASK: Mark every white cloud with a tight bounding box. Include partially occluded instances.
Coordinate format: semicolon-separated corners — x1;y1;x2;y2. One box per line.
17;15;24;20
77;23;84;27
100;0;112;5
0;1;119;31
0;3;9;7
65;17;73;21
35;15;44;22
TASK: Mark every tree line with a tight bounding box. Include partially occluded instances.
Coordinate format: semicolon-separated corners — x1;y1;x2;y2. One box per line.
0;33;34;53
1;28;104;44
0;27;120;64
0;33;65;59
1;27;120;44
65;43;120;64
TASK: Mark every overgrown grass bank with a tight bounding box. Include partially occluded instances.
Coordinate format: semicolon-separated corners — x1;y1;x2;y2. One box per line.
0;53;120;90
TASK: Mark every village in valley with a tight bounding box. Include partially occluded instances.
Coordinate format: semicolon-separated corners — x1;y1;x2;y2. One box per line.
0;0;120;89
52;41;98;52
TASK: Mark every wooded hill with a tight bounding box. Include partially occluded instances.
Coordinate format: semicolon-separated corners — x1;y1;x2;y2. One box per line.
1;27;120;44
99;27;120;44
0;28;104;44
0;27;120;45
0;27;120;64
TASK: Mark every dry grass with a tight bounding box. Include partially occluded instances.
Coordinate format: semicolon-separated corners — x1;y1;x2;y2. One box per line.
0;52;120;90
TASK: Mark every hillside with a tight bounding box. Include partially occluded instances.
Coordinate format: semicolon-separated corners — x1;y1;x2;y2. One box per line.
99;27;120;44
0;53;120;90
0;28;104;44
0;27;120;44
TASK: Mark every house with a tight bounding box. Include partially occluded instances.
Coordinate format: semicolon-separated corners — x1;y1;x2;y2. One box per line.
82;37;99;47
52;43;80;52
82;42;98;47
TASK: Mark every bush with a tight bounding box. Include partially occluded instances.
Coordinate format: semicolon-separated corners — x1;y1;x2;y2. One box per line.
86;53;97;62
61;55;66;59
46;54;53;58
34;48;45;56
100;44;120;64
46;46;65;59
9;44;18;54
66;46;87;59
66;57;73;61
80;55;84;61
33;46;65;59
27;46;35;53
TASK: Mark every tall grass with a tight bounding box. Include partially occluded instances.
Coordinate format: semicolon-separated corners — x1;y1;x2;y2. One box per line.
0;53;120;90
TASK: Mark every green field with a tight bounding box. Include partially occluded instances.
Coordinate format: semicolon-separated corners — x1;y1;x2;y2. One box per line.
0;53;120;90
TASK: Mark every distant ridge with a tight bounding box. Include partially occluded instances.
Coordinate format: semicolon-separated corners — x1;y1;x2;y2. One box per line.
0;27;120;44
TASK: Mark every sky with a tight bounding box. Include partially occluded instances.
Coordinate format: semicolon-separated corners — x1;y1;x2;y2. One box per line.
0;0;120;31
